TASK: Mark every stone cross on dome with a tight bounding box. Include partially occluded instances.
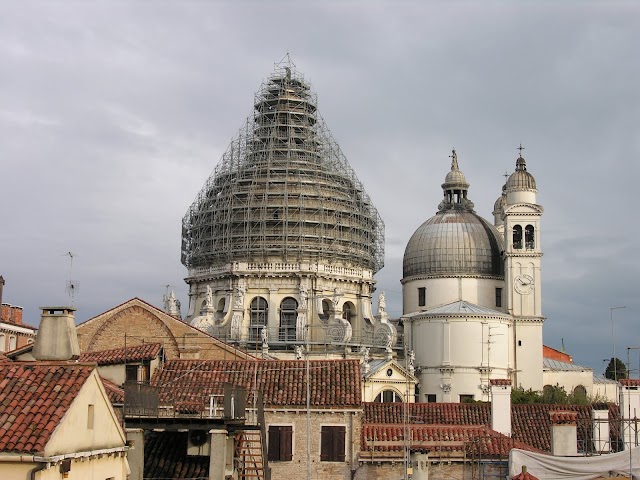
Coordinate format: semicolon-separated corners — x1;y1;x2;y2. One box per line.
518;143;525;157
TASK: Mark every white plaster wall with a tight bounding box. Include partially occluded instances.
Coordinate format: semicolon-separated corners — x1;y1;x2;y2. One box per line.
403;277;505;315
96;364;125;386
410;316;512;402
514;322;543;391
592;381;619;403
506;190;536;205
543;369;593;396
46;371;126;456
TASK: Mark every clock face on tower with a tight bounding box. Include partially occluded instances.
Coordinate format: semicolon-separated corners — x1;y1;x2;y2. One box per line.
514;274;534;294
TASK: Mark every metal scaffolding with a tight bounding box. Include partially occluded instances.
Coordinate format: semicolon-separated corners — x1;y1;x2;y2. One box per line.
181;61;384;273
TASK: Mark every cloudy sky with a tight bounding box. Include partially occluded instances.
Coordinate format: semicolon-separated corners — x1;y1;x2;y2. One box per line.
1;2;638;373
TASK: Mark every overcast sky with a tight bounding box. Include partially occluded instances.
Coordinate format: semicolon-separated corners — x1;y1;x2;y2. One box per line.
1;2;639;374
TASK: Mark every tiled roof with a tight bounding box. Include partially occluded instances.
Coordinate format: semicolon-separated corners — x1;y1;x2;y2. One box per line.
79;343;162;365
363;402;595;453
144;431;209;479
362;424;539;456
490;379;512;386
152;359;361;408
0;353;10;363
0;362;94;453
512;467;539;480
365;402;490;425
101;376;124;404
620;379;640;387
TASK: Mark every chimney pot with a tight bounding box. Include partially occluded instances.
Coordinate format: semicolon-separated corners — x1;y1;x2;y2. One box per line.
32;306;80;361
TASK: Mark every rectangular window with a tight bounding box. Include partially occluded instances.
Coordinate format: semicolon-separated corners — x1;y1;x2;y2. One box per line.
320;426;346;462
460;394;474;403
418;287;426;307
87;404;95;429
426;394;437;403
268;425;293;461
495;287;502;308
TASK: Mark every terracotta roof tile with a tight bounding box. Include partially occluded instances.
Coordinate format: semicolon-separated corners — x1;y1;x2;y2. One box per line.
512;468;539;480
79;343;162;365
620;379;640;387
152;359;361;409
144;431;209;479
549;411;578;424
0;362;94;454
362;424;539;456
100;376;124;404
490;379;512;386
363;402;595;453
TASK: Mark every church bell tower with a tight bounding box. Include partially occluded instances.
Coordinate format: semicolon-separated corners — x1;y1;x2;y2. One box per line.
502;147;544;391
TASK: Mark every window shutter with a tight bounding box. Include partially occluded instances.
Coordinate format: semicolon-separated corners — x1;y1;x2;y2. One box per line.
268;426;280;461
282;426;293;461
335;426;346;462
320;427;331;461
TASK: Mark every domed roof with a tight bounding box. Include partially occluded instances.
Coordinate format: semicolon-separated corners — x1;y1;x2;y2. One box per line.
403;211;504;278
506;156;536;191
493;185;506;215
182;63;384;272
403;150;503;278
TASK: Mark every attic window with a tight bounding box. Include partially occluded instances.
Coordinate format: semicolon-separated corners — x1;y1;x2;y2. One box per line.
87;404;95;429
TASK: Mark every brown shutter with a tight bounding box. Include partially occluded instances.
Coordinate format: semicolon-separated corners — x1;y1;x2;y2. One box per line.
335;426;346;462
268;426;280;461
281;426;293;461
320;427;331;461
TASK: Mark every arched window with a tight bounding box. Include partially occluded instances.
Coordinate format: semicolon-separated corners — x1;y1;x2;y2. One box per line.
279;297;298;342
0;334;5;352
573;385;587;398
249;297;268;342
8;335;16;351
319;299;330;321
374;390;403;403
513;225;523;249
342;302;355;323
525;225;535;249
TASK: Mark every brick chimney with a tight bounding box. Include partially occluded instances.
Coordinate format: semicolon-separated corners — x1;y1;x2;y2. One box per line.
549;411;578;456
32;307;80;361
0;303;10;323
490;378;512;437
10;306;23;325
619;379;640;449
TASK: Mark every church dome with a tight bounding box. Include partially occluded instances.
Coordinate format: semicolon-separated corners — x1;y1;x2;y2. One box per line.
506;156;536;191
403;150;504;278
493;184;507;216
403;211;504;277
181;63;384;273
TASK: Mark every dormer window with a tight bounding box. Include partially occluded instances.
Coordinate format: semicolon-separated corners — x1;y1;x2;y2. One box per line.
513;225;523;249
525;225;535;249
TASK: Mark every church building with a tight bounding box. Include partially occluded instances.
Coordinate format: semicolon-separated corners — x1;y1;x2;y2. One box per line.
401;150;544;402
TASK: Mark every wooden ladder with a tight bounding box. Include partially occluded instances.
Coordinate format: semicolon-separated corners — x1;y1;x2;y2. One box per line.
235;430;265;480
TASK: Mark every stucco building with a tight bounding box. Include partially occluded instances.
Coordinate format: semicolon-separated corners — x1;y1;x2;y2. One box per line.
402;149;545;402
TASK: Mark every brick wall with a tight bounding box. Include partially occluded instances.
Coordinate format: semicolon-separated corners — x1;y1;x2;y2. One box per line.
266;409;362;480
76;299;252;360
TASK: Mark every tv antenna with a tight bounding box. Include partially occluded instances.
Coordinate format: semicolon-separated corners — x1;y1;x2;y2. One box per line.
64;251;79;307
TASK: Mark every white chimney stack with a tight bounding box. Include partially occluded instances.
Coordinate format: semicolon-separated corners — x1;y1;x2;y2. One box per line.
550;411;578;456
490;378;512;437
32;307;80;361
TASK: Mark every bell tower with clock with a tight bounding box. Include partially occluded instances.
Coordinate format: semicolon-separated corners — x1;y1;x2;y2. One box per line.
502;147;544;391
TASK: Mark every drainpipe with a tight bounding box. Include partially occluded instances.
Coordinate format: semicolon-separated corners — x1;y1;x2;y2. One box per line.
30;463;46;480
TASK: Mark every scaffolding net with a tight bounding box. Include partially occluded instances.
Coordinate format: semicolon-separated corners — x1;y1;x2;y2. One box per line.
182;61;384;273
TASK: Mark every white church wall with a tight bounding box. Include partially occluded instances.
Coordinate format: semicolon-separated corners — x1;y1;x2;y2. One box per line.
514;322;544;391
543;369;593;397
402;277;505;315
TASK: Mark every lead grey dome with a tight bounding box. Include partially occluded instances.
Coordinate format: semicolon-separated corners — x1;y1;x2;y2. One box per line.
403;211;504;278
182;64;384;272
403;150;503;278
506;156;536;191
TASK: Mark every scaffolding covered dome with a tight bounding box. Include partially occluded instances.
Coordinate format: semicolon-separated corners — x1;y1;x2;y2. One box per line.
182;63;384;273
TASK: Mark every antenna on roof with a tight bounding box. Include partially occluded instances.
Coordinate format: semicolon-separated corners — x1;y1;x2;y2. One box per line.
64;251;79;307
